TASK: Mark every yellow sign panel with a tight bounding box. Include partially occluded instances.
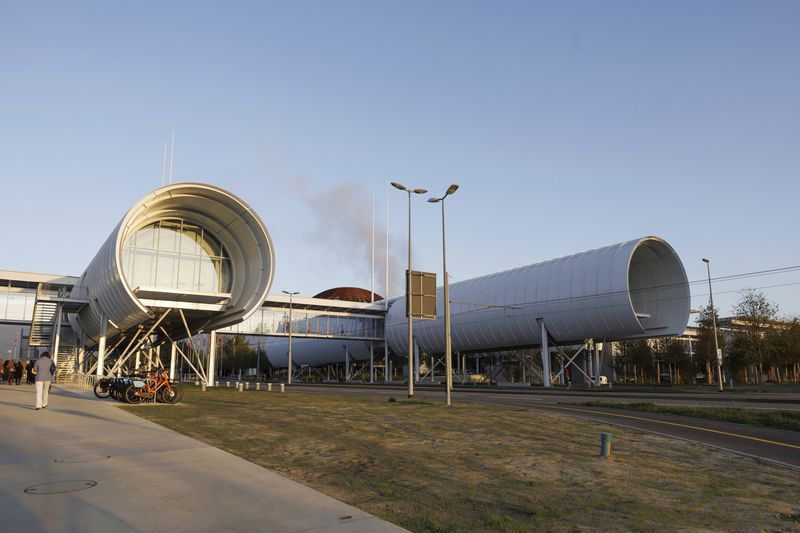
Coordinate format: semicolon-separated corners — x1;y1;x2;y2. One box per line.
406;270;437;319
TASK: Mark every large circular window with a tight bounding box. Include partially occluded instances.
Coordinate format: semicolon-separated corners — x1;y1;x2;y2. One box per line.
121;219;232;293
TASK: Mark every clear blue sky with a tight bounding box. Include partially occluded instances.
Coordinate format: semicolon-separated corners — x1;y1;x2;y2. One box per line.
1;1;798;319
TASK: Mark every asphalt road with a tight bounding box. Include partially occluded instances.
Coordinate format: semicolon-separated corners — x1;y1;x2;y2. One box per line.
287;383;800;470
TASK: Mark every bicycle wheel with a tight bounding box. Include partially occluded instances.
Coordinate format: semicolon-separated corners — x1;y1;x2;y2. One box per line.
93;379;111;398
124;384;145;404
158;384;183;404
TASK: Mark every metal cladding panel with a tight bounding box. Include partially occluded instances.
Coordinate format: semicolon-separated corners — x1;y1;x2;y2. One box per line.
260;337;373;368
69;183;275;345
385;236;690;355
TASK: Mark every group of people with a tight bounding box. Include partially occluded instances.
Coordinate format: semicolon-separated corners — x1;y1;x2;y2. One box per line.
2;358;35;385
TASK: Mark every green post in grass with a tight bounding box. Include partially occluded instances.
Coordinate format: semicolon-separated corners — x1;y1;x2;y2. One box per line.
600;432;613;458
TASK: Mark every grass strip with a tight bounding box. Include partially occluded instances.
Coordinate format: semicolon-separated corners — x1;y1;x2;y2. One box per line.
122;389;800;532
579;401;800;432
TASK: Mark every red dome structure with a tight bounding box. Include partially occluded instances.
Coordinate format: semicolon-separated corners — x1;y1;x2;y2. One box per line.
313;287;383;303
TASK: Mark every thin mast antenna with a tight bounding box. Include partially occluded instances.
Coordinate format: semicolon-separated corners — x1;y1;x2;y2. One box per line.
161;141;167;186
385;181;389;308
371;189;375;303
168;129;175;184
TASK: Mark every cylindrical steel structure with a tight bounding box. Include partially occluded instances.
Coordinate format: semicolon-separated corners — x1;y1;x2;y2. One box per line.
385;236;690;354
261;337;373;368
69;183;275;344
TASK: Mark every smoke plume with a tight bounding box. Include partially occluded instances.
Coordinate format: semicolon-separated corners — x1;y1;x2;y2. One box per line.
292;176;404;298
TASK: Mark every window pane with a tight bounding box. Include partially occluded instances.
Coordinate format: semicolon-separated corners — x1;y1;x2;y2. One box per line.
177;255;200;291
178;225;203;256
159;221;181;252
131;249;157;288
134;225;158;250
198;256;217;292
155;251;179;289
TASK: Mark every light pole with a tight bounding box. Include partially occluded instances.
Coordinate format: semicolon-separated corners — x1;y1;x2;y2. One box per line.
282;290;299;384
428;184;459;406
702;259;723;392
391;181;427;399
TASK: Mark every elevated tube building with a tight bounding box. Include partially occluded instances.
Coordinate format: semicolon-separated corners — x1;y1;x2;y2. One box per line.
68;183;275;378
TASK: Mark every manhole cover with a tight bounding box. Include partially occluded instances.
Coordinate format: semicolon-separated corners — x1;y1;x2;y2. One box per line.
25;480;97;495
54;455;111;464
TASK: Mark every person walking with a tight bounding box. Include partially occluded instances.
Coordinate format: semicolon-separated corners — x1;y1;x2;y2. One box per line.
25;360;34;384
3;360;13;385
33;352;55;410
14;360;23;385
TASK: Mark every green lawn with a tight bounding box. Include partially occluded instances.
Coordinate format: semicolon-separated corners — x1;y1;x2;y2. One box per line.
122;387;800;532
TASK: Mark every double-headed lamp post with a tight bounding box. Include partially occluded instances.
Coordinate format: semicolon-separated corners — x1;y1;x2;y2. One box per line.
282;290;299;384
702;259;723;392
391;181;427;400
428;184;459;406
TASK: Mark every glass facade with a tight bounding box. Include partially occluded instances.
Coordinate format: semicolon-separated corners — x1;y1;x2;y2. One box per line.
223;308;384;340
0;286;36;322
121;219;232;294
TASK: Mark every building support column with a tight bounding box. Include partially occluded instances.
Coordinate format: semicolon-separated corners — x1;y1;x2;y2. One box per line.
96;310;107;377
169;342;177;381
370;343;374;384
208;331;217;387
51;304;63;366
77;333;86;373
384;342;389;382
345;345;350;381
537;319;551;388
594;342;602;386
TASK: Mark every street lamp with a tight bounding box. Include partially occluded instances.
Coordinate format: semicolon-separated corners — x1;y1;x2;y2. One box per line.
702;259;723;392
391;181;427;399
282;290;299;384
428;184;459;406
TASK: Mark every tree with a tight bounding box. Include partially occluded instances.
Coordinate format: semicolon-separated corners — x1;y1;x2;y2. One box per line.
732;289;779;383
694;304;724;384
664;338;691;384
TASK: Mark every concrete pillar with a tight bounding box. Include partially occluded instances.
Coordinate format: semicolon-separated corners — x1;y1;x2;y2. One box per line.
345;346;350;381
370;343;374;384
96;310;107;377
169;343;177;381
384;342;389;382
208;331;217;386
594;342;602;386
78;332;86;373
51;304;63;367
538;319;551;387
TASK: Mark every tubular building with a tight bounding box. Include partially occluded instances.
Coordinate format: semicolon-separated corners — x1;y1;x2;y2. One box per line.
0;183;690;387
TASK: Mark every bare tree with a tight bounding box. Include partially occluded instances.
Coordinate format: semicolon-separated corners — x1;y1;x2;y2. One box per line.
732;289;779;383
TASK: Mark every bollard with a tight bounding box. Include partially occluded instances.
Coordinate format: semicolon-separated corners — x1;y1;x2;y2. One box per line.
600;432;613;458
256;382;261;391
201;383;207;392
238;383;244;392
226;381;231;388
280;383;285;393
195;381;199;386
267;383;272;392
245;382;250;390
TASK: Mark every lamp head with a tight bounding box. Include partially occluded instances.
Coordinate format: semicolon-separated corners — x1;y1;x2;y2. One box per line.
445;184;459;196
391;182;407;191
412;188;428;194
702;258;710;263
427;197;440;203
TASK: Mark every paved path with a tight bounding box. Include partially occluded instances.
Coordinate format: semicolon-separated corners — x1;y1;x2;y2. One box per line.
0;384;406;533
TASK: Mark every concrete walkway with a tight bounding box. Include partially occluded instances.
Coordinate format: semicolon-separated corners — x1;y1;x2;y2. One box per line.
0;383;406;533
